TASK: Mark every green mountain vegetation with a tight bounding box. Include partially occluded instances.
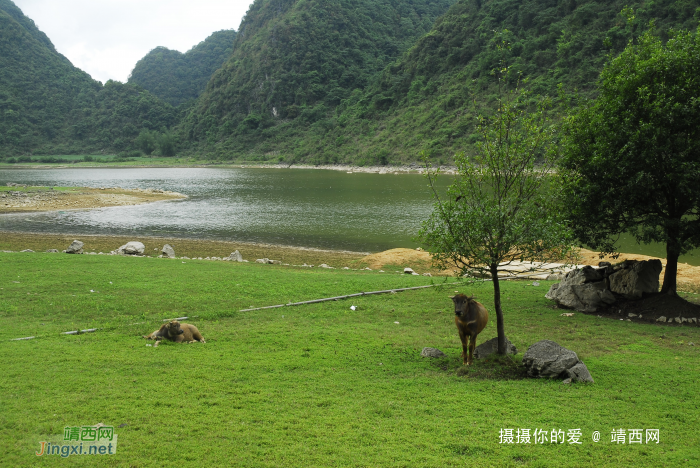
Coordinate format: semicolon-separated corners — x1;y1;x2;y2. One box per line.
284;0;700;165
128;29;237;107
180;0;457;159
0;0;176;156
2;0;699;162
179;0;700;164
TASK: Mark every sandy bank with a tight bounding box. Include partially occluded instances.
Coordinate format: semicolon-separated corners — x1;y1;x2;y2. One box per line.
358;248;700;291
0;186;186;214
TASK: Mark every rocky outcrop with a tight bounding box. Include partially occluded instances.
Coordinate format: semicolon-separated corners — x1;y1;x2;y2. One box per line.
608;260;662;299
160;244;176;258
473;337;518;359
117;241;145;256
545;260;661;312
522;340;594;383
65;240;84;254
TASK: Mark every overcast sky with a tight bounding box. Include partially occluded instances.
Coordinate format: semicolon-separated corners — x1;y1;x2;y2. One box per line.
13;0;251;83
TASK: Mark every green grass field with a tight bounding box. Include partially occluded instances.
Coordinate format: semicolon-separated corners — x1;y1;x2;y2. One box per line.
1;252;698;466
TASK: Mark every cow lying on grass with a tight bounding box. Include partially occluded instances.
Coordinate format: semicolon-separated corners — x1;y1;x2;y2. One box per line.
144;320;205;346
451;294;489;365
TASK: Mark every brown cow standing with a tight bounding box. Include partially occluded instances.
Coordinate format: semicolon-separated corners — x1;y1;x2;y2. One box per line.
451;294;489;365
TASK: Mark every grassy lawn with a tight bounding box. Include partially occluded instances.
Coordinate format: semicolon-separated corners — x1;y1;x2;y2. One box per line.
1;252;698;466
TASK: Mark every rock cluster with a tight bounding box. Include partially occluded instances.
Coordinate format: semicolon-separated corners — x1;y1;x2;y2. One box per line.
545;260;662;312
522;340;594;383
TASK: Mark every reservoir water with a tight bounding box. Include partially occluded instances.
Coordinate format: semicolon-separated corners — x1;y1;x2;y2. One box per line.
1;167;698;263
0;167;447;253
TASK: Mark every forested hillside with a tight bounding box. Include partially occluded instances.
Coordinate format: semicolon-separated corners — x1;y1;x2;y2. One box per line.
128;30;237;107
313;0;700;166
180;0;700;164
180;0;457;159
0;0;176;156
2;0;699;161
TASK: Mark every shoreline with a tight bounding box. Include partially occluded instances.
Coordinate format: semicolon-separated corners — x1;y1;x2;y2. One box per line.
0;162;457;174
0;231;370;268
3;231;700;290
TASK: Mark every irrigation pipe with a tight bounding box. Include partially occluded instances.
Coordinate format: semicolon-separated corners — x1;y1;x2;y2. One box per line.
238;272;548;312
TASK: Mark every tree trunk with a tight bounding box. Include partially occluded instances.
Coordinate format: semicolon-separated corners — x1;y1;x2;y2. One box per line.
661;241;680;295
490;263;506;354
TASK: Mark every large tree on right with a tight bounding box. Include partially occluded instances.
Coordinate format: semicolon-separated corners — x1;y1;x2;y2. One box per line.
560;27;700;294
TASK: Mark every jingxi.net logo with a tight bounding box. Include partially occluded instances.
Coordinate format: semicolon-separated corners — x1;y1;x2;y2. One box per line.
36;425;118;458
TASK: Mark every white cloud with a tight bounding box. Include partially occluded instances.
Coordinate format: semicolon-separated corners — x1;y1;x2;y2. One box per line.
12;0;251;83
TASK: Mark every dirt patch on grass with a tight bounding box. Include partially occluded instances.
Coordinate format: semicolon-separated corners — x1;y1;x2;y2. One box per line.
0;186;186;213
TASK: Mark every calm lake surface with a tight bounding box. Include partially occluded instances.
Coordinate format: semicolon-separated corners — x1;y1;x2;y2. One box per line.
0;167;448;253
1;167;698;263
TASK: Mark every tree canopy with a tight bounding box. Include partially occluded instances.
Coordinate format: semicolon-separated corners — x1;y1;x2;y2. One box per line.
419;63;572;354
560;26;700;294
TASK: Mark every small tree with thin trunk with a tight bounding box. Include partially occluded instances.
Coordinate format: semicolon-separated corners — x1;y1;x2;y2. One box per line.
560;26;700;295
419;64;573;356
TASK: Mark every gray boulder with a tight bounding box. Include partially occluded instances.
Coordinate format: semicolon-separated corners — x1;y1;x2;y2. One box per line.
545;270;614;313
66;240;84;254
421;347;446;358
46;249;59;253
522;340;594;383
21;249;34;252
608;260;662;298
566;362;594;383
473;337;518;359
117;241;145;256
160;244;176;258
227;250;243;262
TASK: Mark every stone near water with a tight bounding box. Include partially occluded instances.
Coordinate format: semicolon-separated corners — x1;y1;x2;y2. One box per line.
161;244;176;258
421;347;446;358
473;337;518;359
227;250;243;262
522;340;594;383
66;240;84;254
117;241;145;256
